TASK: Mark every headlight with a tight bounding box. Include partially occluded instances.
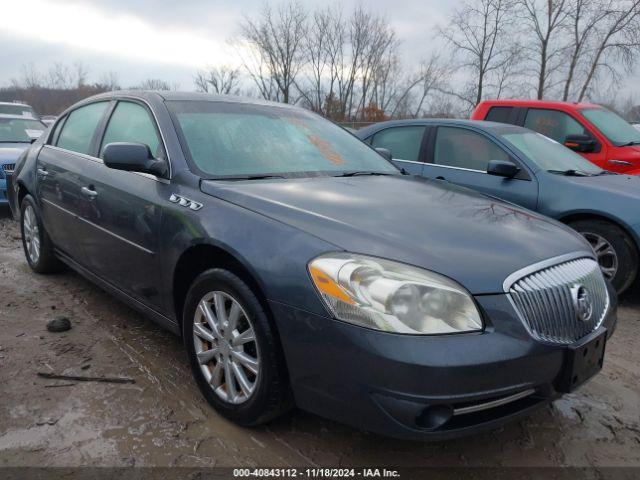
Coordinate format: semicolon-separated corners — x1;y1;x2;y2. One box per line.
309;253;483;334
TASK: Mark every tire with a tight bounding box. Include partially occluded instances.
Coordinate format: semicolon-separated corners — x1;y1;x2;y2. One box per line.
20;194;62;274
569;219;638;294
182;268;292;426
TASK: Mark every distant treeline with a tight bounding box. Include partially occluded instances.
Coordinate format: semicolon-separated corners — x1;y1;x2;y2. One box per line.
0;86;110;116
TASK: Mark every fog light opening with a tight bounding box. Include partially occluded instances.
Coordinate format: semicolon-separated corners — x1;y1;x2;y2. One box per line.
415;404;454;430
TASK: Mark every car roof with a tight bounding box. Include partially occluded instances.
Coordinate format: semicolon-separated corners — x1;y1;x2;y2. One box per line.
0;113;42;121
82;90;301;110
0;101;33;107
477;99;601;110
356;118;528;138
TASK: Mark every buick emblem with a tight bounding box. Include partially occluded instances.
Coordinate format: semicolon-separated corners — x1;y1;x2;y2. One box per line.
571;285;593;322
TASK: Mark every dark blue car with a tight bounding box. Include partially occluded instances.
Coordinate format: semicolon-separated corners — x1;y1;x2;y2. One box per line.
9;92;616;440
0;114;47;204
357;119;640;294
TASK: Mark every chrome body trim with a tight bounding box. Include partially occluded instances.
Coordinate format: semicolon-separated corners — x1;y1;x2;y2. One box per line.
453;388;536;416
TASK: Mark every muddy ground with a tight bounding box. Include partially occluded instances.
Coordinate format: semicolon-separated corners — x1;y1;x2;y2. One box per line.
1;205;639;470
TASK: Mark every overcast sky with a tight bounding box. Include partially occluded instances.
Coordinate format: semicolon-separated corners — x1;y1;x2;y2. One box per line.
1;0;638;97
0;0;451;90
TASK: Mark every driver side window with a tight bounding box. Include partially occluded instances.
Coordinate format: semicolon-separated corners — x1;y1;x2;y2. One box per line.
100;101;164;159
433;127;509;171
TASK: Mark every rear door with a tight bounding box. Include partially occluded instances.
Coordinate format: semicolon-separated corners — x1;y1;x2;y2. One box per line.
78;99;169;309
37;101;110;263
368;125;428;175
422;125;539;210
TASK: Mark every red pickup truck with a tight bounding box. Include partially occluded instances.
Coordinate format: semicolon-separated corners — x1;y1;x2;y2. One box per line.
472;100;640;175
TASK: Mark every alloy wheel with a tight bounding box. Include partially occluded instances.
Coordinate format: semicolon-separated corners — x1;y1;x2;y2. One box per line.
582;232;618;281
193;291;260;405
23;205;41;265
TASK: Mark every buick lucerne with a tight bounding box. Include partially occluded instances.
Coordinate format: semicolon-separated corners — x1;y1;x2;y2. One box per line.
9;91;617;440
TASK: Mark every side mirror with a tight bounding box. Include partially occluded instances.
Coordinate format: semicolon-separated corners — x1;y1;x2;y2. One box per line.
103;142;167;178
487;160;520;178
375;147;392;161
564;134;596;153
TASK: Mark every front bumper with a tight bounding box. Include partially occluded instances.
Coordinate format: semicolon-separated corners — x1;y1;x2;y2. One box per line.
269;285;617;441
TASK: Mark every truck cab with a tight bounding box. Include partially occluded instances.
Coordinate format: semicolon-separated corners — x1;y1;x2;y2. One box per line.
472;100;640;175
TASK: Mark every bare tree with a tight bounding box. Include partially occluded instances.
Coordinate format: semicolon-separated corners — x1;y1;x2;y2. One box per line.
575;0;640;100
387;55;448;118
439;0;519;107
47;62;74;89
133;78;174;91
239;1;307;103
351;8;398;119
518;0;571;99
297;7;333;113
561;0;607;100
11;63;43;89
195;66;241;94
98;71;120;91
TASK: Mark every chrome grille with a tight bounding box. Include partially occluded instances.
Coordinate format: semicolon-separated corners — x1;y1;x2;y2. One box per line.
509;257;609;344
2;163;15;173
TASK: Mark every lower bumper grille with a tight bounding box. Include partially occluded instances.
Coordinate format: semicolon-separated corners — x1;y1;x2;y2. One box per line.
508;257;609;344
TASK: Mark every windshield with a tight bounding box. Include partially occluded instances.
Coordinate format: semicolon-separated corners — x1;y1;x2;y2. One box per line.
500;131;602;174
167;100;398;178
0;118;45;143
581;108;640;146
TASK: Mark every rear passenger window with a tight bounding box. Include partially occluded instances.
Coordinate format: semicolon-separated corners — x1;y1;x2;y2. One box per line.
56;102;108;155
485;107;513;124
433;127;509;171
101;101;164;158
524;109;587;143
370;126;426;162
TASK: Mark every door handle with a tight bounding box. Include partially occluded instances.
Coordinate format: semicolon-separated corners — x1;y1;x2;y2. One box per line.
608;159;632;166
81;186;98;199
37;168;49;177
435;176;447;181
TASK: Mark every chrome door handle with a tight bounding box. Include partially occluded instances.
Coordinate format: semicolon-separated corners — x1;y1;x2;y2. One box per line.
37;168;49;177
80;187;98;199
608;159;632;166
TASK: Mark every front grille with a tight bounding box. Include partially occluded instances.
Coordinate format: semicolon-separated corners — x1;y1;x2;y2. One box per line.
2;163;15;174
509;257;609;344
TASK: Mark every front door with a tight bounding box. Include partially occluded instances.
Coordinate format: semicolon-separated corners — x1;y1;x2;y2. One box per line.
78;100;168;310
522;108;608;171
422;126;539;211
369;125;427;175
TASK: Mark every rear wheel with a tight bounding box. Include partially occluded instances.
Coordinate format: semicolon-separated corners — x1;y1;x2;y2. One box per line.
20;195;61;274
570;219;638;294
182;268;292;426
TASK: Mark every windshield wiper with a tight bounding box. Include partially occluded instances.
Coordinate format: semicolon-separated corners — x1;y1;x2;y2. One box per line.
618;141;640;147
547;169;593;177
211;174;287;181
333;171;396;177
0;140;30;143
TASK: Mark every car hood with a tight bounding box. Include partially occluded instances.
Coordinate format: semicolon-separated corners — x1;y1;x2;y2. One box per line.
556;172;640;198
201;175;591;294
0;143;29;163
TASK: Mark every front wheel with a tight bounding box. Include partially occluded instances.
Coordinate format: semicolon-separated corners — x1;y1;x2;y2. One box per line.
570;219;638;294
182;269;292;426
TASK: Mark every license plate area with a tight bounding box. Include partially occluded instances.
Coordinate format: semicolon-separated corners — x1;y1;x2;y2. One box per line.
555;329;607;393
